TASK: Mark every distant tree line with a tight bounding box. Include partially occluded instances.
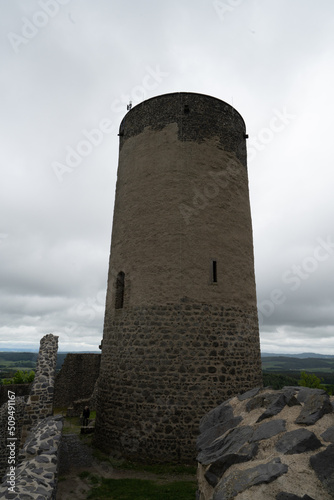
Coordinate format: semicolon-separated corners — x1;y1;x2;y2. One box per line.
1;370;35;385
263;371;333;395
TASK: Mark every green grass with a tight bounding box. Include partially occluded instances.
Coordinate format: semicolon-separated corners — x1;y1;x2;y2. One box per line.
107;458;196;476
86;477;197;499
61;416;81;434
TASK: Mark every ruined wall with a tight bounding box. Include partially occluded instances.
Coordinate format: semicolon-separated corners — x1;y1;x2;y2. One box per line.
21;334;58;443
0;334;60;497
53;353;101;408
95;93;262;462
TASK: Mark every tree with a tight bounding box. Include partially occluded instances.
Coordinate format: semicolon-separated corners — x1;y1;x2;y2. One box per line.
2;370;35;384
298;371;326;390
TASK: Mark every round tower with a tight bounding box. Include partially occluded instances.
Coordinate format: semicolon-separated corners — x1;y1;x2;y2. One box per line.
95;92;262;462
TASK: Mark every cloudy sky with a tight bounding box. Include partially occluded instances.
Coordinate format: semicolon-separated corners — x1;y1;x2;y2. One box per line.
1;0;334;354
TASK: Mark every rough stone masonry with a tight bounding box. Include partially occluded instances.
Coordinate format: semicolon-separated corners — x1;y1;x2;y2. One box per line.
21;333;59;444
95;92;262;462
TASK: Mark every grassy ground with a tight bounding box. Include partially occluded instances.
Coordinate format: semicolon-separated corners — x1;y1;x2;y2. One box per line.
84;475;197;499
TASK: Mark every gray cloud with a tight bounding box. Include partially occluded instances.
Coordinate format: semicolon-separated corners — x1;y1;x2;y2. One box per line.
1;0;334;353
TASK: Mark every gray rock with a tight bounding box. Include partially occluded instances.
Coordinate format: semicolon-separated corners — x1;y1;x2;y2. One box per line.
197;425;254;465
257;393;287;422
246;392;279;412
310;444;334;496
251;419;286;442
283;388;301;407
199;402;234;434
275;428;322;454
295;393;332;425
213;457;288;500
204;442;258;487
321;426;334;443
197;416;243;452
35;455;51;463
296;387;326;403
237;387;261;401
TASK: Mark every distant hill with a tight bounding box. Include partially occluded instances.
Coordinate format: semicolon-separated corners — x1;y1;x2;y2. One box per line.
0;351;100;373
261;354;334;386
261;352;334;359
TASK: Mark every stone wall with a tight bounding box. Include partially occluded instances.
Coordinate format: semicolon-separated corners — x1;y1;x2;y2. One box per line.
95;300;262;462
53;353;101;408
58;433;94;474
21;334;58;443
0;415;63;499
197;386;334;499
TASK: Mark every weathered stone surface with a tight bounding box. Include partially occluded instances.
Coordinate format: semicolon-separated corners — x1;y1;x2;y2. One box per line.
276;493;315;500
246;392;278;412
213;458;288;500
296;387;326;403
321;426;334;443
21;334;59;444
237;387;261;401
199;402;234;434
295;392;332;425
58;433;94;473
204;442;258;487
197;388;334;500
257;393;287;422
310;444;334;495
197;425;254;465
53;353;101;408
197;417;243;452
275;428;322;454
283;388;301;407
251;419;286;442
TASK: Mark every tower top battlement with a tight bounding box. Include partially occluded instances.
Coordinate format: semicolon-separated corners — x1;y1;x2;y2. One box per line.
118;92;247;167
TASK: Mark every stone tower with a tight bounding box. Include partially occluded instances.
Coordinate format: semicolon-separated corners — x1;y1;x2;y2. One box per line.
95;92;262;462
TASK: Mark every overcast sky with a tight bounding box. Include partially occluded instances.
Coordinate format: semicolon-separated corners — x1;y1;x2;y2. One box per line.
1;0;334;354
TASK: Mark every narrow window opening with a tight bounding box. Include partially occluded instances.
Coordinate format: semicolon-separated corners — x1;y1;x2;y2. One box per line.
212;260;217;283
184;104;190;114
115;271;125;309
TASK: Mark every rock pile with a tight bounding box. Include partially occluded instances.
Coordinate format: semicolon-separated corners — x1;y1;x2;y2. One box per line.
197;386;334;499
